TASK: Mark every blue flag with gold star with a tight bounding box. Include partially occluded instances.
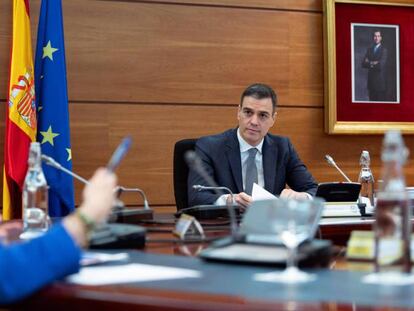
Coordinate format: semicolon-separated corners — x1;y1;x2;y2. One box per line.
35;0;74;217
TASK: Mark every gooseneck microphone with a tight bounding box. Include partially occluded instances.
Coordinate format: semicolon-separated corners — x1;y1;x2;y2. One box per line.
185;150;238;238
185;151;220;188
192;185;237;235
41;154;152;221
41;153;147;248
115;186;150;210
324;154;352;182
41;154;89;185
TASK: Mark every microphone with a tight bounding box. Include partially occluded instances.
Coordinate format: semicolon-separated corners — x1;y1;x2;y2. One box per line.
41;154;89;185
185;151;219;188
185;150;239;239
41;154;147;248
192;185;238;236
115;186;150;210
324;154;352;182
41;154;153;222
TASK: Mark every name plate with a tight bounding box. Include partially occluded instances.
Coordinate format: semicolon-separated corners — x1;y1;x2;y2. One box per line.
173;214;205;240
346;230;409;265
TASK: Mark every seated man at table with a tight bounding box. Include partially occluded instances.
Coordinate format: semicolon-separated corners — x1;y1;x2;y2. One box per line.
0;168;117;304
188;83;317;209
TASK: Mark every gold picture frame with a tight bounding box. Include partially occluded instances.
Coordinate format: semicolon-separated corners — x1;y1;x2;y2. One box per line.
324;0;414;134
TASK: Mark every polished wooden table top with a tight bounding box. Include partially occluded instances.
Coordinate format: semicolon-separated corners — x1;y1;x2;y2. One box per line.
3;213;411;311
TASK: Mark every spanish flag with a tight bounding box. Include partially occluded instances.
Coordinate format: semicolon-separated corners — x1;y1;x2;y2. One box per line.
3;0;37;220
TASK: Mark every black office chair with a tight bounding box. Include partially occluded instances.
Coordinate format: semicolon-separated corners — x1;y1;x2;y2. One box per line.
173;138;197;211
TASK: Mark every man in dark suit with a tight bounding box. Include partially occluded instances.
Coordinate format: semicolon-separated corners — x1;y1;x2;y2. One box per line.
187;83;317;209
362;30;388;101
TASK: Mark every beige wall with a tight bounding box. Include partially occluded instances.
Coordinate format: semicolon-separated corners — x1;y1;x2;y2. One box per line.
1;0;414;211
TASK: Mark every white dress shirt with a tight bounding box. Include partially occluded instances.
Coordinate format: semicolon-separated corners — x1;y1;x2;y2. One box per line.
213;129;312;205
214;129;264;205
237;129;265;190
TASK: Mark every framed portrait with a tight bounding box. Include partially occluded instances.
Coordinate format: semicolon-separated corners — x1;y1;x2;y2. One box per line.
324;0;414;134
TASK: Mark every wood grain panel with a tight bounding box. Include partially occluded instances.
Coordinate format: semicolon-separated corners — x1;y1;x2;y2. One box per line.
0;1;12;96
1;0;414;215
2;101;414;208
123;0;323;12
67;103;414;207
0;0;323;107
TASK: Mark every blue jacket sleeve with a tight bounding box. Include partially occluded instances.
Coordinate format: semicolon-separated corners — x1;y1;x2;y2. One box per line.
0;223;81;304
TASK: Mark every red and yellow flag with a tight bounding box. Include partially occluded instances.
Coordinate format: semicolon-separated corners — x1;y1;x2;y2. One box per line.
3;0;37;220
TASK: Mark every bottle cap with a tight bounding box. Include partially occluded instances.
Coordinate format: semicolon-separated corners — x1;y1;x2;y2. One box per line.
382;130;408;163
360;150;370;166
28;142;42;166
383;130;403;145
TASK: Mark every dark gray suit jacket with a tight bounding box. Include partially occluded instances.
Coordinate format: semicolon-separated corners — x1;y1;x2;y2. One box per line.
362;44;388;92
187;128;318;206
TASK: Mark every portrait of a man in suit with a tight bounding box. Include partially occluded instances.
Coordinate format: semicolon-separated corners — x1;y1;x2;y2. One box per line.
352;24;399;103
362;30;387;101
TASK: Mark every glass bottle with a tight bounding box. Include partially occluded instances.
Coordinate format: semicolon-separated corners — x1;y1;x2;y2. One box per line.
374;130;411;273
21;142;49;238
358;150;375;207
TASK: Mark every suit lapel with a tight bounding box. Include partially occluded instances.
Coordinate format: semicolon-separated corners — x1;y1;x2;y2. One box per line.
225;130;243;193
263;135;277;194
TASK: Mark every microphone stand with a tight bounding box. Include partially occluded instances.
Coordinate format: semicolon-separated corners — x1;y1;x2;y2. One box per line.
185;150;240;241
192;185;238;238
41;154;153;222
41;155;89;184
112;186;153;222
324;154;370;216
324;154;352;182
116;186;150;210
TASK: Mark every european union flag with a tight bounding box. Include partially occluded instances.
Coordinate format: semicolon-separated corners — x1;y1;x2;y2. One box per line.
35;0;74;217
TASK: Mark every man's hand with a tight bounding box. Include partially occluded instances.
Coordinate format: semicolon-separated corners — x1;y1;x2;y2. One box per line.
280;189;311;200
226;192;252;210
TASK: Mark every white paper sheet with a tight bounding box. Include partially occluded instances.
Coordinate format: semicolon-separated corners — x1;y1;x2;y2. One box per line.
322;202;361;217
80;252;130;266
251;183;278;201
67;263;202;285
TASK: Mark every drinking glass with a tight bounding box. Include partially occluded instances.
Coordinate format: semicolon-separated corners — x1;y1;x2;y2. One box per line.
254;198;324;283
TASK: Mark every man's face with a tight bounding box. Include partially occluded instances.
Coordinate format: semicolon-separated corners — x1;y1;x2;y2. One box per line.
373;31;382;45
237;96;276;146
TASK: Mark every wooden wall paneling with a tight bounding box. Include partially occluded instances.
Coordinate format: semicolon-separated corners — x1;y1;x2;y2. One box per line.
3;0;414;214
274;107;414;186
126;0;323;12
105;103;237;206
69;103;110;205
0;1;12;101
287;12;323;106
68;103;414;207
55;0;322;107
3;105;414;207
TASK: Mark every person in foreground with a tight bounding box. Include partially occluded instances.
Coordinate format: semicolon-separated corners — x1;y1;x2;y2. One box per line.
188;83;318;209
0;168;117;304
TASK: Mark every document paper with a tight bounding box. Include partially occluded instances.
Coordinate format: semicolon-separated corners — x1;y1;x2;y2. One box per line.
67;263;202;285
252;183;278;201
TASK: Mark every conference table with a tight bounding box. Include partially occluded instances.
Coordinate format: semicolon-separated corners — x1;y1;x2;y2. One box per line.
3;212;414;311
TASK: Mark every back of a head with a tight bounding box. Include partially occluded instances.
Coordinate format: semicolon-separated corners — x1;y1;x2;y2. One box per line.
240;83;278;111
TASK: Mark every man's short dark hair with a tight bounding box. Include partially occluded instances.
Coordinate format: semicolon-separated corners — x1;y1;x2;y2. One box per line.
373;29;382;36
240;83;277;112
